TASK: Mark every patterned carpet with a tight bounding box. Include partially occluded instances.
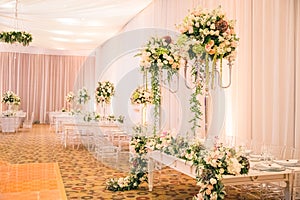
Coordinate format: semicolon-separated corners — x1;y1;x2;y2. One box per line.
0;125;202;199
0;125;282;199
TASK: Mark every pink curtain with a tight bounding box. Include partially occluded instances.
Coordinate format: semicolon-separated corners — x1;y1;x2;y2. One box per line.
0;52;95;123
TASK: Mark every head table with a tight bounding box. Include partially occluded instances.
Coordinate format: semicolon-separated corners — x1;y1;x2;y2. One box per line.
148;150;300;200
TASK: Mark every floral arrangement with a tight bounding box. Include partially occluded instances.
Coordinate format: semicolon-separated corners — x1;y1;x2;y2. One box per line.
1;91;21;105
83;112;100;122
137;36;185;134
192;143;250;200
106;131;190;192
65;91;75;103
1;110;16;117
106;129;249;200
176;5;239;135
177;5;239;62
95;81;115;104
117;115;125;124
138;36;185;73
130;86;153;105
106;135;148;191
0;31;33;46
76;87;90;104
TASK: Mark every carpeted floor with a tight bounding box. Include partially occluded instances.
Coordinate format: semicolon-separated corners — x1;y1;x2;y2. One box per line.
0;124;282;199
0;125;202;199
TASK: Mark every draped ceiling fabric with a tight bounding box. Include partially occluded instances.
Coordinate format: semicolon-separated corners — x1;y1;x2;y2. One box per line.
0;0;299;148
0;0;152;51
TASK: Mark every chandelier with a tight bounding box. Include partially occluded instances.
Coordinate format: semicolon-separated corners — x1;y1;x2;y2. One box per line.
0;0;33;46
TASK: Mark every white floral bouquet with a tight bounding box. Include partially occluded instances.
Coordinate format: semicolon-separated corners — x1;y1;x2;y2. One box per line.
1;91;21;105
95;81;115;104
130;86;153;105
193;143;250;200
65;91;75;103
177;5;239;62
76;87;90;104
138;36;185;75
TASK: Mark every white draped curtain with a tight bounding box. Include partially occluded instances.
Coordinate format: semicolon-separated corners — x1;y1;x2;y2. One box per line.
121;0;300;148
0;0;299;148
0;50;95;123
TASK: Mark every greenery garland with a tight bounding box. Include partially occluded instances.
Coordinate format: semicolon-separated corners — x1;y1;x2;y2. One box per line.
106;132;250;200
106;135;148;191
137;36;183;135
0;31;33;46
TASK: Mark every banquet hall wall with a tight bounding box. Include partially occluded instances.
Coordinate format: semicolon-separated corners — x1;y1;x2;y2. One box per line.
0;0;299;149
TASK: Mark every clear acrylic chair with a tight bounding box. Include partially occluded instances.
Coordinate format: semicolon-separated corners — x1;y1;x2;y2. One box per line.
22;112;34;129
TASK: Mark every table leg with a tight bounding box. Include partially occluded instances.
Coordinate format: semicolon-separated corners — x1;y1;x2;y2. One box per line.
285;172;293;200
148;157;154;191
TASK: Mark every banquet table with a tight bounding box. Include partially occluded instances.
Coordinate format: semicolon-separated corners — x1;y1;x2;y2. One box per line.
148;151;299;200
0;111;26;132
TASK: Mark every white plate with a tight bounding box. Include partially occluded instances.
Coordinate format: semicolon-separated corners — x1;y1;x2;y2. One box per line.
249;154;262;158
273;159;299;166
253;163;286;172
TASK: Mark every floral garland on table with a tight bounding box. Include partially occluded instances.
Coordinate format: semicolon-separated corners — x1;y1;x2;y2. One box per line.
76;87;90;105
130;86;153;105
106;135;148;191
1;91;21;105
106;131;250;199
137;36;185;134
0;31;33;46
191;143;250;200
95;81;115;104
83;112;100;122
106;131;190;191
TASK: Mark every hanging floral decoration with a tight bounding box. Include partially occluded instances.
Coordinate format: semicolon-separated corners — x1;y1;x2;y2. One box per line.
95;81;115;104
76;87;90;105
0;31;33;46
136;36;185;134
1;91;21;105
130;86;153;105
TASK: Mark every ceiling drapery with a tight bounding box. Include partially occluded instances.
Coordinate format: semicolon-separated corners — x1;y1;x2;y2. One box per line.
0;0;152;51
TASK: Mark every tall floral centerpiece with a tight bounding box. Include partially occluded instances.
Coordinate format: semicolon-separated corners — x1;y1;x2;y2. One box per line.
95;81;115;117
76;87;90;111
137;36;185;134
65;91;75;110
130;86;153;125
1;91;21;111
176;5;239;136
